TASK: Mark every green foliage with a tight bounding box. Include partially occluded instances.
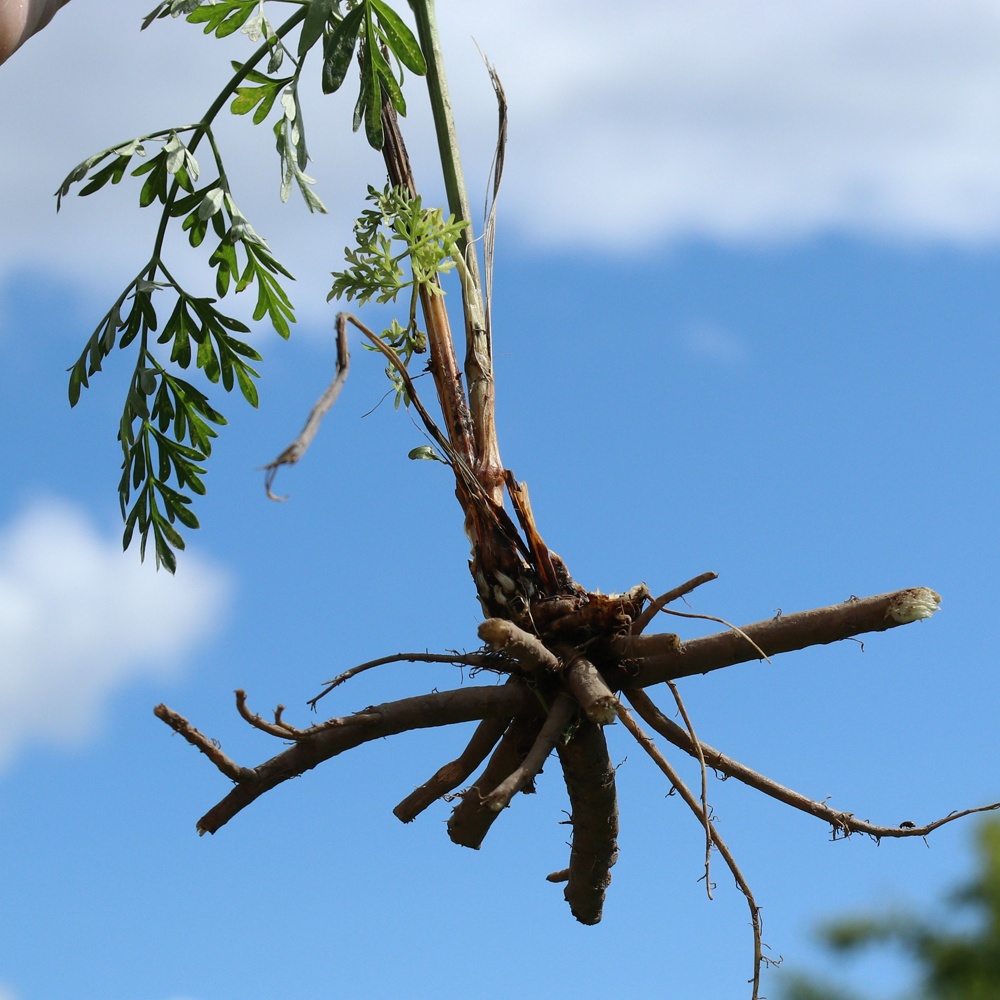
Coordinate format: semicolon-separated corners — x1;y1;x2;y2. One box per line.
58;118;290;571
781;819;1000;1000
230;65;292;124
61;0;433;569
272;80;327;212
330;184;466;405
315;0;427;148
331;184;466;304
65;268;262;570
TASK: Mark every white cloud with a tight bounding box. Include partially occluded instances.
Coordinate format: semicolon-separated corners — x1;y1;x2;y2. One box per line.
0;499;229;772
446;0;1000;248
0;984;20;1000
3;0;1000;314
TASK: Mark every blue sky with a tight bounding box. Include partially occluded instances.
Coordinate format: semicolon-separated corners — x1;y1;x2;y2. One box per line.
2;3;1000;999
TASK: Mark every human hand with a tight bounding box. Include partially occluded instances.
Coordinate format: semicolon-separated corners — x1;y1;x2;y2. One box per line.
0;0;72;64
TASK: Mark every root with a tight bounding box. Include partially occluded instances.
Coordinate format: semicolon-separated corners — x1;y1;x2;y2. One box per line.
447;710;546;849
556;718;619;925
618;702;773;1000
152;581;986;993
394;713;509;823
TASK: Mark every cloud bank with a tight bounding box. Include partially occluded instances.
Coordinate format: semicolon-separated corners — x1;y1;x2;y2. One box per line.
0;500;229;772
2;0;1000;308
452;0;1000;248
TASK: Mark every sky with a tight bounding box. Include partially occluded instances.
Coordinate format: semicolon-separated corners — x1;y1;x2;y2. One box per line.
1;2;1000;998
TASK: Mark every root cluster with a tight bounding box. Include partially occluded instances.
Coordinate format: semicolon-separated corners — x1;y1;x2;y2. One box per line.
155;582;985;999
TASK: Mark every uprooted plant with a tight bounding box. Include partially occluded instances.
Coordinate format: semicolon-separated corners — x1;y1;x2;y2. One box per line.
58;2;1000;996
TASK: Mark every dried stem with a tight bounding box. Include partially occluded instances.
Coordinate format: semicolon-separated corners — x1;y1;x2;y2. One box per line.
345;308;526;592
479;47;506;342
235;689;302;739
261;312;350;499
345;312;455;463
378;99;477;470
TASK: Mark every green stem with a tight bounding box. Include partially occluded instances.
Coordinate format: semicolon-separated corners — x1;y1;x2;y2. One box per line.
408;0;475;270
409;0;499;480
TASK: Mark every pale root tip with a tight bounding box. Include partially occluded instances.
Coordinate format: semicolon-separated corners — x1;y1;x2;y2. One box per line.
886;587;942;624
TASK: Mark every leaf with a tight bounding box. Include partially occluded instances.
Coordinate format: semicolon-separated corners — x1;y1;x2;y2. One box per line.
214;312;252;335
235;364;259;407
197;333;219;380
322;2;364;94
369;0;426;75
68;360;87;406
183;213;209;248
141;2;173;30
225;335;261;360
163;133;199;183
133;152;168;207
298;0;339;58
408;445;443;462
198;186;225;221
122;499;142;549
210;240;238;297
153;531;178;574
230;76;288;124
352;80;367;134
216;7;253;37
188;0;255;38
373;44;406;116
171;500;200;530
361;16;384;149
155;509;186;550
118;299;143;349
77;154;134;198
54;159;93;210
230;86;269;117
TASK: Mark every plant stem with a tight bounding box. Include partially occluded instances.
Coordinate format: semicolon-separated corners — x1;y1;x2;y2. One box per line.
408;0;476;279
409;0;501;495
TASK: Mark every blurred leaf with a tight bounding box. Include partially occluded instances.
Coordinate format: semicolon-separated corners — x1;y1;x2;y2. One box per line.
788;819;1000;1000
